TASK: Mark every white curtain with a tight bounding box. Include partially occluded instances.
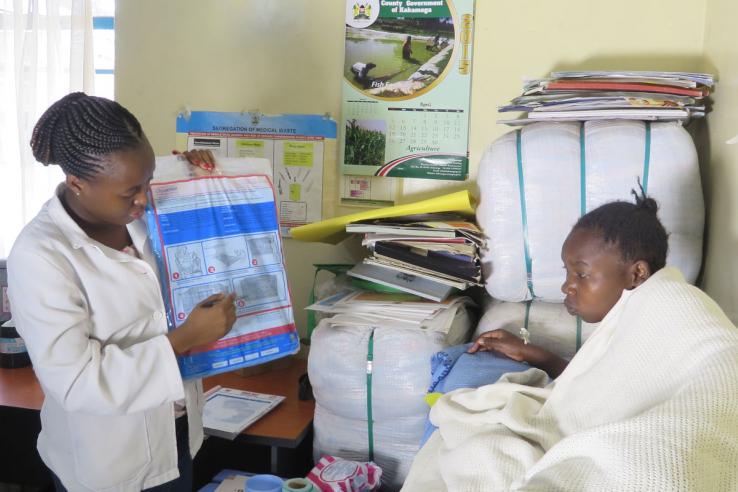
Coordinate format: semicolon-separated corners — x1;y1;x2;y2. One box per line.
0;0;93;257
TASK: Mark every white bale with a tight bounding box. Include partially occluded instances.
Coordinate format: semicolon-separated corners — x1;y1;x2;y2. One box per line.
308;306;473;421
313;404;424;492
308;304;473;491
477;120;704;302
474;298;598;361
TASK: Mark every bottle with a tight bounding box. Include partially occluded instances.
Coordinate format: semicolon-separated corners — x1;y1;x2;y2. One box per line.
1;319;30;369
0;260;28;368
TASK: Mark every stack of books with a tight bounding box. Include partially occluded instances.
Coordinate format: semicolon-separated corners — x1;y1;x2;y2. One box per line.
344;214;483;302
306;289;473;333
498;71;714;125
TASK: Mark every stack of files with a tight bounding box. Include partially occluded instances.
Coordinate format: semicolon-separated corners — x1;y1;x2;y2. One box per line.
306;289;474;333
498;71;714;125
344;214;483;301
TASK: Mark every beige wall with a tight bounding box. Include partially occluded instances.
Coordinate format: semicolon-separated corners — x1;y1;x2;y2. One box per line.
116;0;712;333
700;0;738;320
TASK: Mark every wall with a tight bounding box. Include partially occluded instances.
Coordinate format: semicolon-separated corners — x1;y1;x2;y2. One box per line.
699;0;738;320
116;0;708;334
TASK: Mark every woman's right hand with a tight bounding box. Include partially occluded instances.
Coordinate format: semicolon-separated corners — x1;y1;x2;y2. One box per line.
166;293;237;355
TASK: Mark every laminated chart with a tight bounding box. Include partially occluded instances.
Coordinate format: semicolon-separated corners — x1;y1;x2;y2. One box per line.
146;173;298;379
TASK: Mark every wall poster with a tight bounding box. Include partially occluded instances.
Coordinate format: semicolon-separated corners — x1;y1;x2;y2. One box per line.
341;0;475;187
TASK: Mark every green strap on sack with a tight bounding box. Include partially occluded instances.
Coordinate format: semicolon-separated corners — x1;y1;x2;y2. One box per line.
366;329;375;461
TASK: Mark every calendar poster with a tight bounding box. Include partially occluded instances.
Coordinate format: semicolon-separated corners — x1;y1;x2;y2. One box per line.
340;0;474;181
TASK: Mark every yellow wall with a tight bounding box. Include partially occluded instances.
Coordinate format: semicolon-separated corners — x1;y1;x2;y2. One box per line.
116;0;710;333
700;0;738;320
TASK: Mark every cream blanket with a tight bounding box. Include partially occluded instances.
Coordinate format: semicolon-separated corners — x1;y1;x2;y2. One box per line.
402;268;738;491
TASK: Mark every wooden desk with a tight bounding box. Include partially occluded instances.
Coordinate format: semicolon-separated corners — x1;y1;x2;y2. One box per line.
0;358;314;476
0;366;49;487
203;358;314;475
0;366;44;410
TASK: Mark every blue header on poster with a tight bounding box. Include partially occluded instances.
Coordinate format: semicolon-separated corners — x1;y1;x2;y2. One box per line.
176;111;337;138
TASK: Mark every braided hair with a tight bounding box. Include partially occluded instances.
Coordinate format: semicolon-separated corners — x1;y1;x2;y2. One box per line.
30;92;144;180
573;183;669;273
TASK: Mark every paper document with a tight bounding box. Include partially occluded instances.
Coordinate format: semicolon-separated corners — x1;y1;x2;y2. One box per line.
203;386;285;440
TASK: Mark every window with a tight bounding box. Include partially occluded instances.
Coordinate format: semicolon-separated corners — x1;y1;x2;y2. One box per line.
0;0;115;256
92;0;114;99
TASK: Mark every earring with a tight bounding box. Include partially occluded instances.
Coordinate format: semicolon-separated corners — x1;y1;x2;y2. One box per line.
75;191;80;196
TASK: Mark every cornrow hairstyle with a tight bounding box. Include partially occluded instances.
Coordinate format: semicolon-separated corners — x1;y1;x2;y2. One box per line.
30;92;144;180
573;182;669;273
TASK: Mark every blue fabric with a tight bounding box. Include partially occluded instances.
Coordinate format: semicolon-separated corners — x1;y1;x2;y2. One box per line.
421;343;533;445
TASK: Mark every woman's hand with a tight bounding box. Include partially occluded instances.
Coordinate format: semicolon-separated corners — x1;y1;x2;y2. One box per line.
468;328;570;379
172;149;216;171
467;329;531;361
166;293;237;355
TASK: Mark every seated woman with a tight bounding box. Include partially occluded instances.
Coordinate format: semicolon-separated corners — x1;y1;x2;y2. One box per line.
402;191;738;491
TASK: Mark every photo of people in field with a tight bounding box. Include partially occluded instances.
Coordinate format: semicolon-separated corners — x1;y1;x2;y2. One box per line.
344;16;455;98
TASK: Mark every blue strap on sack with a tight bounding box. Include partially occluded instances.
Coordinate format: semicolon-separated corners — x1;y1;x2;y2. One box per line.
642;122;651;193
516;130;535;299
576;123;587;349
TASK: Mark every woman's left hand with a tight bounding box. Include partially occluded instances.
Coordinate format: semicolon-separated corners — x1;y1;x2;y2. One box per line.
172;149;216;171
467;329;531;362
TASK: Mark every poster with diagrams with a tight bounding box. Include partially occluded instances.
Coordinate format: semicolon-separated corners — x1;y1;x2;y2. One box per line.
146;172;299;379
176;111;336;236
340;0;475;189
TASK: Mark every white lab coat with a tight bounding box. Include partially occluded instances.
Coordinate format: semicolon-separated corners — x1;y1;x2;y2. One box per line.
7;191;204;491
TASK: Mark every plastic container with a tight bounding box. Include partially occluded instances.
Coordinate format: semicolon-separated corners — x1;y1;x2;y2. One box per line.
282;478;313;491
0;259;10;321
246;474;283;492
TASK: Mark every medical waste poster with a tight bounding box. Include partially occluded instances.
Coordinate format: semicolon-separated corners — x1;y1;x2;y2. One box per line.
340;0;475;182
146;173;298;379
176;111;337;236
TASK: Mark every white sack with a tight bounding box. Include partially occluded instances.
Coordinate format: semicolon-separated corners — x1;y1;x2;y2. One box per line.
308;306;473;421
308;304;474;491
313;404;425;492
477;120;704;302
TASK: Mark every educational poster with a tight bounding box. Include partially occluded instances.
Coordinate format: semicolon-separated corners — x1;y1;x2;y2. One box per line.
176;111;337;236
340;0;475;184
146;174;299;379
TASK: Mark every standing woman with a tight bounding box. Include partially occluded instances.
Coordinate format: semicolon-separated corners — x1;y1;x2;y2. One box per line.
402;35;413;60
7;93;236;491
